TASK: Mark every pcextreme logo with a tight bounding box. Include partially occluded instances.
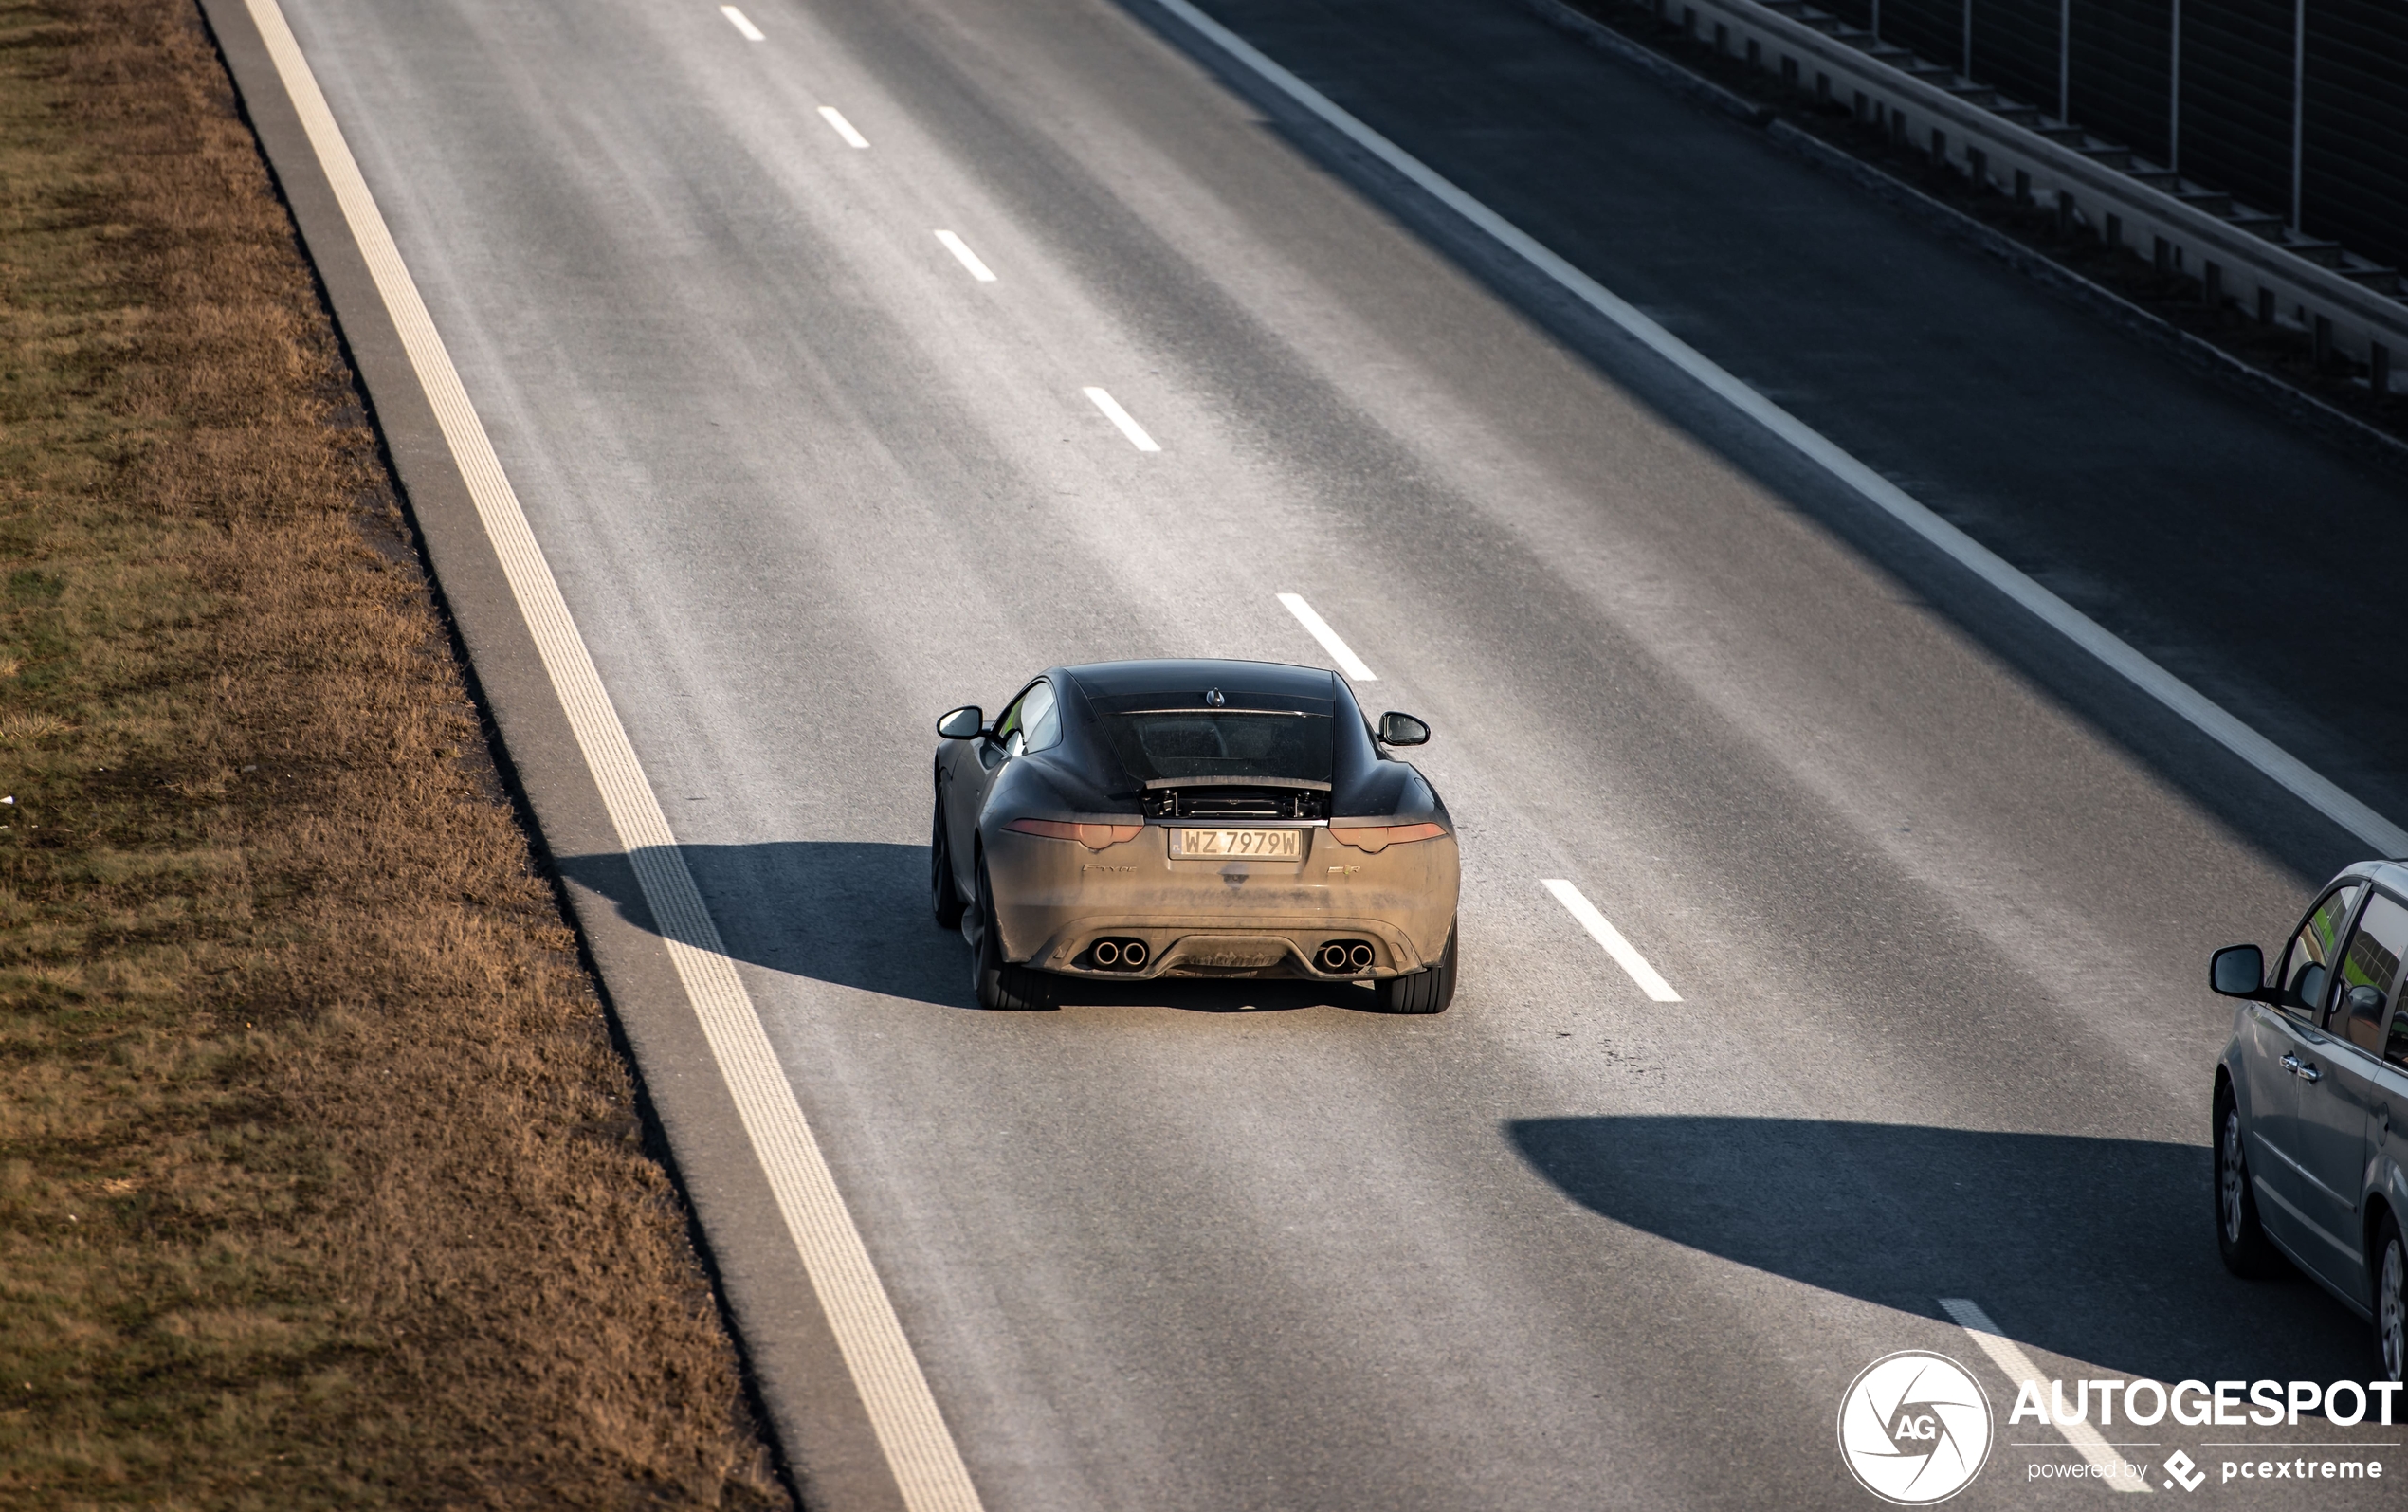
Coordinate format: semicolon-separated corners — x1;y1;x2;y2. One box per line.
1837;1351;1995;1504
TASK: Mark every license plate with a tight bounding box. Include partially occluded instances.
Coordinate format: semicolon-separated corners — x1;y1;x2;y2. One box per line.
1170;828;1304;860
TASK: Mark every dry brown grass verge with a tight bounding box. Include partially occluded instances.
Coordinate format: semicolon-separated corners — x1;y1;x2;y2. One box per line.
0;0;789;1504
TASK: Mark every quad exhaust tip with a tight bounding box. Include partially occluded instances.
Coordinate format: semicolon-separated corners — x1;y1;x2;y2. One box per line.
1316;940;1376;975
1092;938;1148;970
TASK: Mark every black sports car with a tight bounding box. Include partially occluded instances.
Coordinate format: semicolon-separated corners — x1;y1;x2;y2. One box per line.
932;659;1459;1011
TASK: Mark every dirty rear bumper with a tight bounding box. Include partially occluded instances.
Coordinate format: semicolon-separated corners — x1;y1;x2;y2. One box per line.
984;822;1458;978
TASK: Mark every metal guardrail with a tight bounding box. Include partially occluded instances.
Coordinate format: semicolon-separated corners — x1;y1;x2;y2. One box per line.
1649;0;2408;390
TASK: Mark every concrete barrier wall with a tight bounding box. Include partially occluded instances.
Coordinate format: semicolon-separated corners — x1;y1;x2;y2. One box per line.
1713;0;2408;281
1644;0;2408;387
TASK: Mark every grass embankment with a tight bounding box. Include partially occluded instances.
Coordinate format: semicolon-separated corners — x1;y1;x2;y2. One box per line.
0;0;787;1504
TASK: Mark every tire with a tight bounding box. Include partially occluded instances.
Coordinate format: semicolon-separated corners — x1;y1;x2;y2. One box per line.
2375;1213;2406;1384
1377;922;1456;1015
2215;1086;2285;1279
931;789;966;930
971;852;1057;1011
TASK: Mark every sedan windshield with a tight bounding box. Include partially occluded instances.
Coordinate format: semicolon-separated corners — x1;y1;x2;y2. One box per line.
1097;711;1334;784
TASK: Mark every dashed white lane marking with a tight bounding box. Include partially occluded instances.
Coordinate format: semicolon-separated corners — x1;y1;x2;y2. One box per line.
1082;386;1159;451
1276;592;1377;682
1541;880;1681;1001
818;105;869;148
1155;0;2408;859
934;230;996;282
1940;1298;2151;1493
239;0;980;1506
719;4;764;40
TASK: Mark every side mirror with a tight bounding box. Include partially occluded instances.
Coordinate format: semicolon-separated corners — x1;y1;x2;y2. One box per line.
2210;944;2268;999
1377;711;1431;747
2345;984;2387;1026
937;705;984;740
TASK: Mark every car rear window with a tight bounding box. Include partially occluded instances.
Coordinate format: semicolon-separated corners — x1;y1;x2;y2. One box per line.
1096;711;1334;784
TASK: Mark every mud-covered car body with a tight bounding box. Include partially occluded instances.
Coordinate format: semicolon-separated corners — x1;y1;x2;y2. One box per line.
932;659;1458;1011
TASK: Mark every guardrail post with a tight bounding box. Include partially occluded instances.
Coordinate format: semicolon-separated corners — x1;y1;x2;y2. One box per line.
1673;0;2408;377
2058;0;2071;118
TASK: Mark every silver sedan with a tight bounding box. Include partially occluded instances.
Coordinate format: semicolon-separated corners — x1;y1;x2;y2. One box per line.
2211;860;2408;1380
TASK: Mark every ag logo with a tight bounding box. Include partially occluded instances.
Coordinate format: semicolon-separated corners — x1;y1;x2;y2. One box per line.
1837;1351;1993;1504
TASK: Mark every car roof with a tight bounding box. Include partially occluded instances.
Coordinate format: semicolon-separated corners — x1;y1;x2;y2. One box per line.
2351;859;2408;896
1060;658;1341;701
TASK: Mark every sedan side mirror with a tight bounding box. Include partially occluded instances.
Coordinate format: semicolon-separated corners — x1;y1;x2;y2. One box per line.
937;705;984;740
1377;711;1431;747
2210;943;2271;1000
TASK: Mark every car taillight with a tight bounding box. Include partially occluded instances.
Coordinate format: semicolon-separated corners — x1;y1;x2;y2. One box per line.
1004;818;1144;851
1326;821;1446;854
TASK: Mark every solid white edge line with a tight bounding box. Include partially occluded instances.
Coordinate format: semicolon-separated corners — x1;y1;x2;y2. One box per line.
818;104;870;148
1939;1298;2152;1492
1275;592;1377;682
718;5;765;41
238;2;982;1508
1945;1300;2157;1492
1082;386;1161;451
1151;0;2408;861
934;229;997;282
1541;880;1681;1001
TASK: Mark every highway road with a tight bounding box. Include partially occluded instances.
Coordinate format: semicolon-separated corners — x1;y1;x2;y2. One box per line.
250;0;2408;1503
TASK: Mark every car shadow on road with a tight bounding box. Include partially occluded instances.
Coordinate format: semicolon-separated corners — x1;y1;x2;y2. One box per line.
556;841;1388;1014
1509;1115;2376;1392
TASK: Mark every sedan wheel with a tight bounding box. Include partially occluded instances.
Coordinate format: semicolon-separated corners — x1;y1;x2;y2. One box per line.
2214;1091;2283;1278
2377;1218;2406;1383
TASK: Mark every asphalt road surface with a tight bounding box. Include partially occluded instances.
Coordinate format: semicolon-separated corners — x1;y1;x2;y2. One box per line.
263;0;2408;1503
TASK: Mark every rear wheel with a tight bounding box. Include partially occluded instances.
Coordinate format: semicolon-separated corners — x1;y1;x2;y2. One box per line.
931;790;965;930
971;852;1057;1011
1377;922;1456;1015
2375;1214;2405;1383
2215;1087;2284;1278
